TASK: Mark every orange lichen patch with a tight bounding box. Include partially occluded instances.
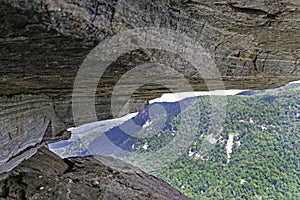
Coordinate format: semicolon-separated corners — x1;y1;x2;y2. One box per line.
249;53;257;62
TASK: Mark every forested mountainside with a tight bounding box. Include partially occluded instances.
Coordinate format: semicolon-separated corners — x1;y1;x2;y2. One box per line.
53;83;300;199
153;83;300;199
2;0;300;199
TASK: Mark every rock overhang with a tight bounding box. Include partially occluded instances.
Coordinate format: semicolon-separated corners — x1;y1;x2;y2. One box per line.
0;0;300;175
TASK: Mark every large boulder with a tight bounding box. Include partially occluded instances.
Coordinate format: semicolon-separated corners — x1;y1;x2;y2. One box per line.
0;147;191;200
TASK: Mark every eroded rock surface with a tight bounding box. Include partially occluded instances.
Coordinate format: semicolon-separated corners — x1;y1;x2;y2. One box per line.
0;147;190;200
0;0;299;199
0;95;70;174
1;0;300;124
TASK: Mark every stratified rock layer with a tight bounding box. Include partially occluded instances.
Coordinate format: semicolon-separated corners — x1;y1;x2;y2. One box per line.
1;0;300;124
0;95;70;174
0;0;299;199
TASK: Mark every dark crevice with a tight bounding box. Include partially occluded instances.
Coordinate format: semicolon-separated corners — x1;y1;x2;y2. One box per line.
3;142;41;169
42;120;52;141
0;179;9;198
214;42;224;52
228;2;281;18
92;1;100;23
18;174;27;200
19;189;26;200
262;53;269;72
250;53;258;72
266;13;277;19
228;2;268;15
62;158;76;173
1;174;27;200
110;1;118;30
291;57;299;74
135;172;144;179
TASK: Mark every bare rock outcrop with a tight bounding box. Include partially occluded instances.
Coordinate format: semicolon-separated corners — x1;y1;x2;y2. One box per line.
0;147;191;200
0;0;299;199
1;0;300;124
0;95;70;174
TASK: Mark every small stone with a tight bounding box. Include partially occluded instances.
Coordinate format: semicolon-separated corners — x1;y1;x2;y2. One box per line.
93;180;100;185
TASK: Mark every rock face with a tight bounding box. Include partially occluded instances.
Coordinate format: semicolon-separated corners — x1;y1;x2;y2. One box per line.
2;0;300;76
0;94;188;199
0;0;299;199
1;0;300;124
0;147;190;200
0;95;70;174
